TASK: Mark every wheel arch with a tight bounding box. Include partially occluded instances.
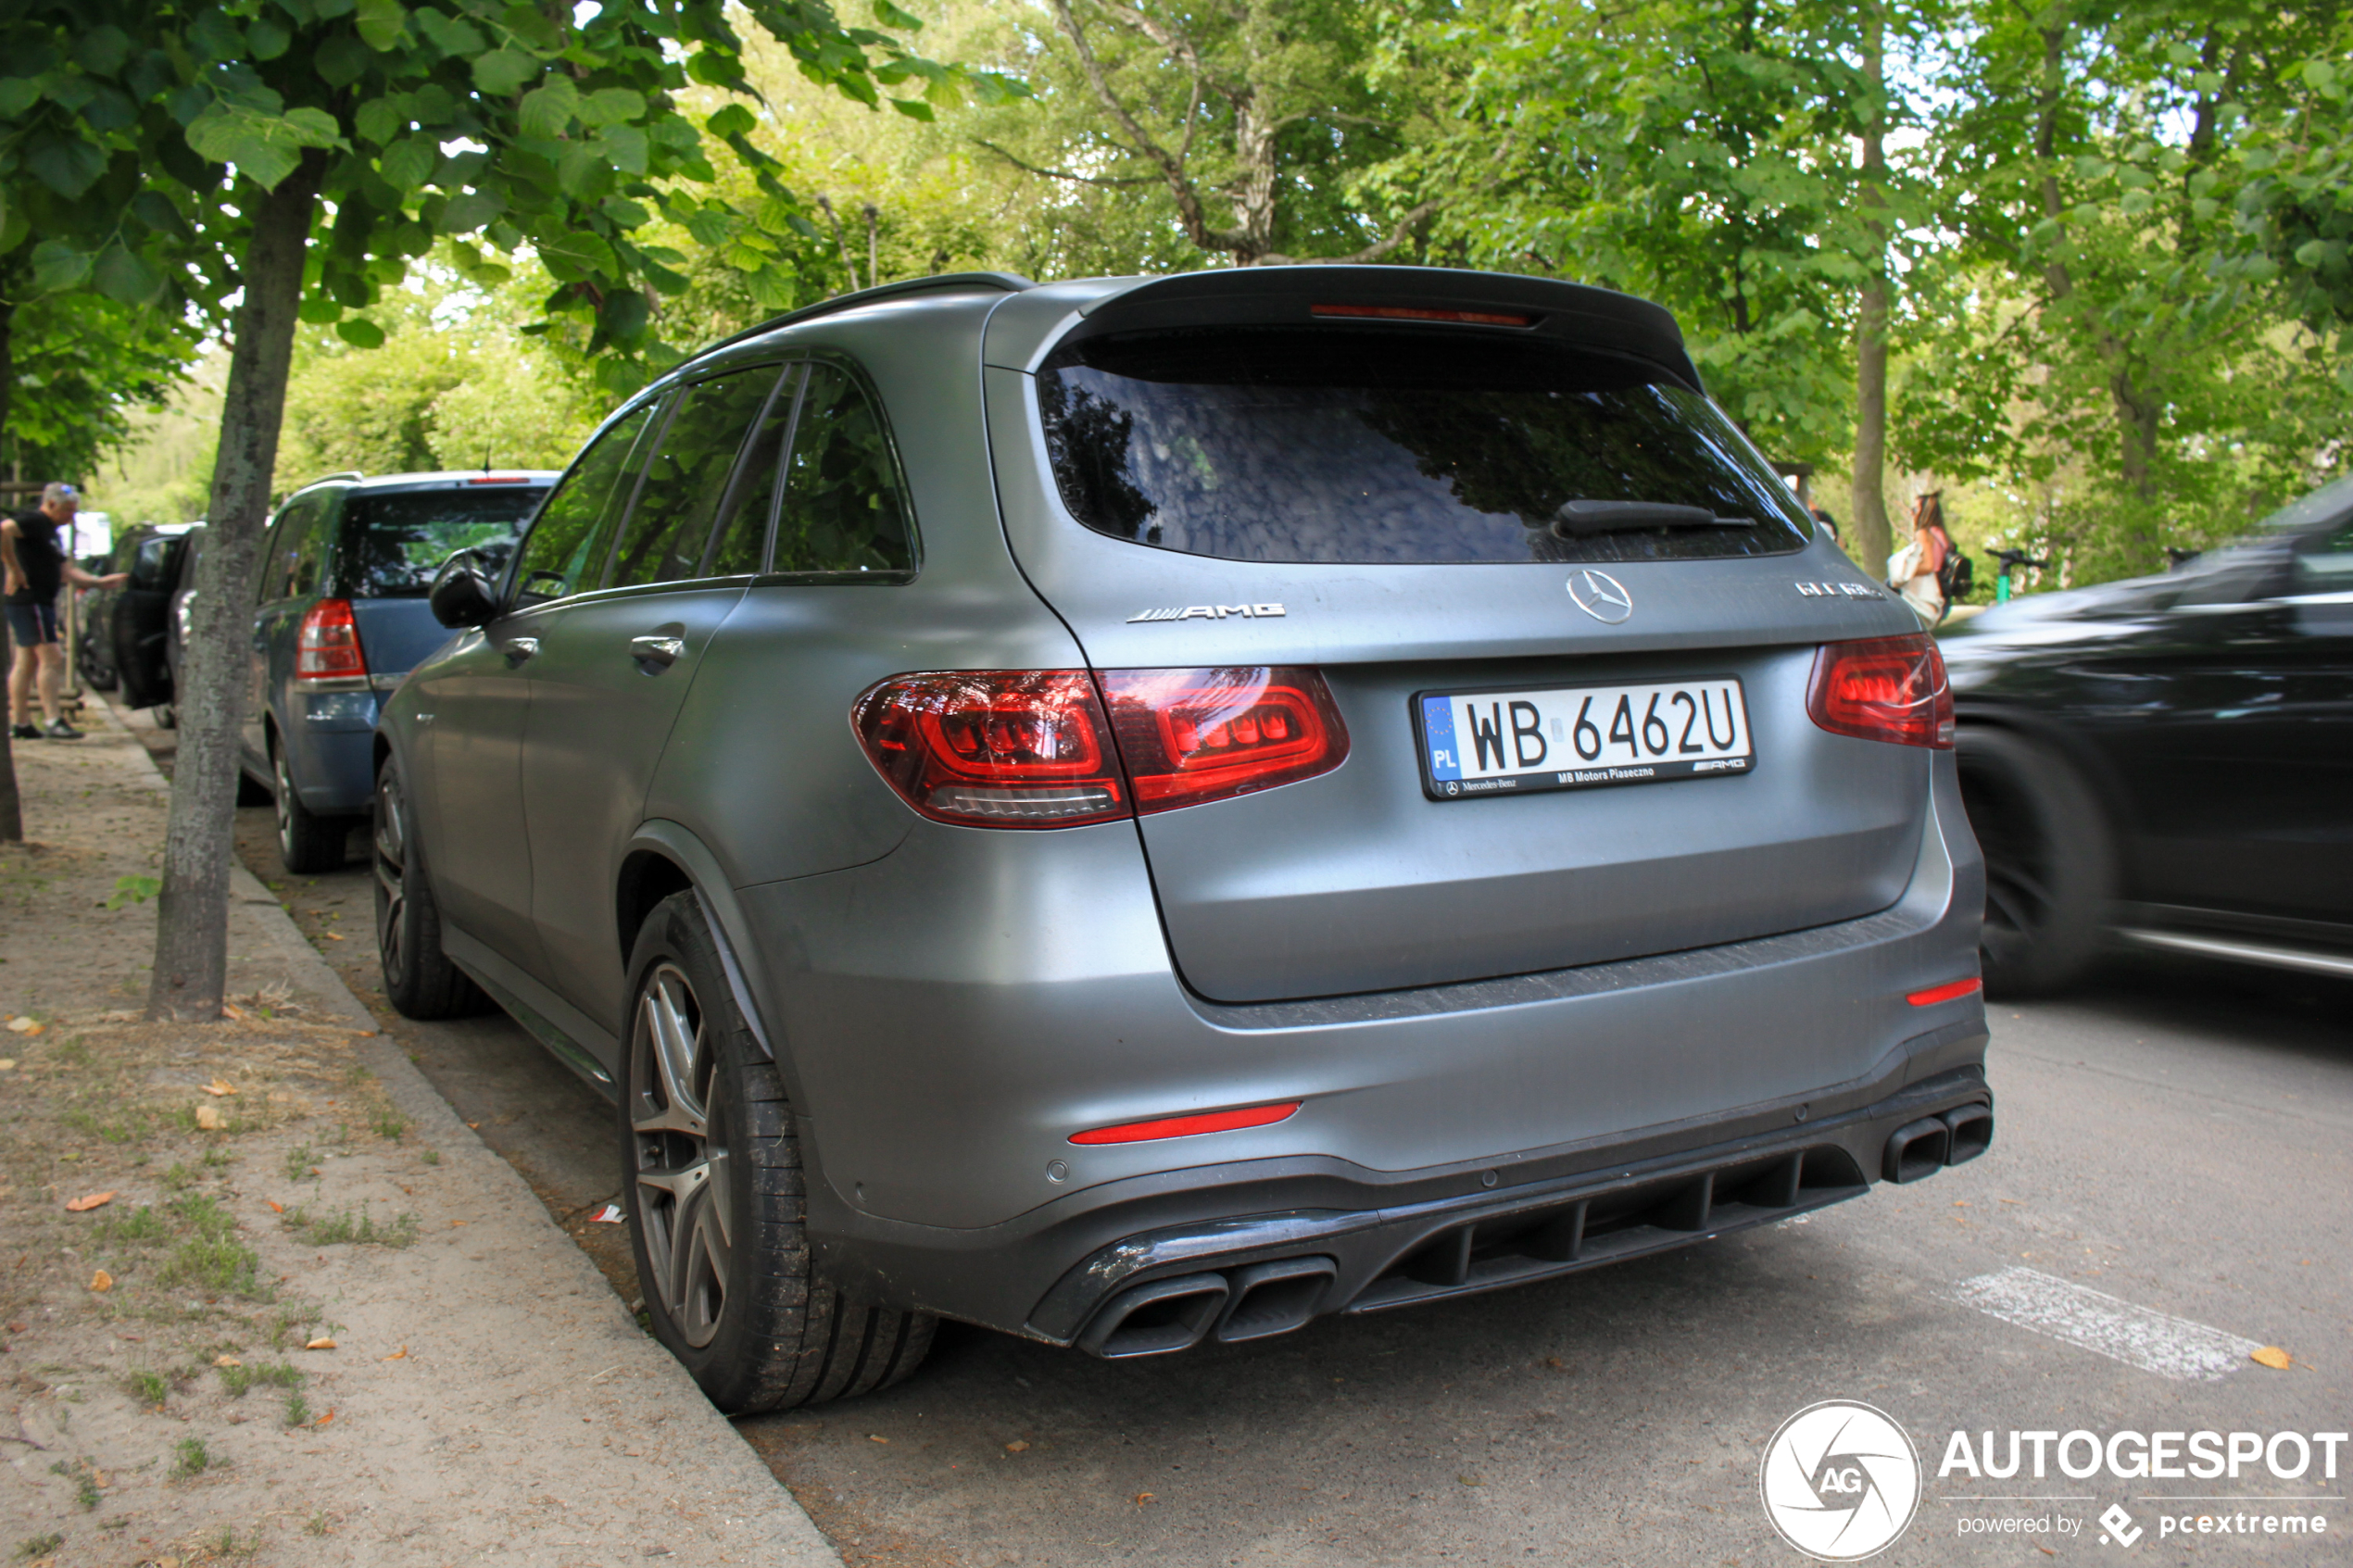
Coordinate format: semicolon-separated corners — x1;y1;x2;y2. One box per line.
1952;699;2136;851
618;822;782;1072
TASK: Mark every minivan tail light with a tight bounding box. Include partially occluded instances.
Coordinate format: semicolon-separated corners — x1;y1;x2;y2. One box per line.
852;671;1128;827
1101;667;1349;812
295;598;368;682
1806;633;1953;749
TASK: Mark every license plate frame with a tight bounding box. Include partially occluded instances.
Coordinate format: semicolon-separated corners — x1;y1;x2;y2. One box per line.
1414;675;1755;800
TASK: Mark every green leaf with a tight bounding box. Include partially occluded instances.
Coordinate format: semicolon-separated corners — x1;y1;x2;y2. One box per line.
0;78;38;118
379;133;437;190
599;289;649;344
440;190;501;232
593;124;647;174
598;195;650;229
872;0;925;28
27;133;107;199
575;88;645;128
887;97;934;122
29;240;92;294
472;48;536;97
335;317;386;348
188;7;246;63
248;19;293;60
556;143;612;200
130;190;189;239
412;11;485;58
318;35;374;88
354;94;406;144
75;25;131;76
93;244;161;305
297;295;344;324
186;101;342;190
2296;238;2332;268
355;0;408;50
518;76;578;139
535;230;618;279
705;103;757;139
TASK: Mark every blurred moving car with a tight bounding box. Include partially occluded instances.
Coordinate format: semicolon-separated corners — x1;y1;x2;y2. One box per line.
75;522;195;695
375;269;1991;1412
243;470;554;872
1941;473;2353;994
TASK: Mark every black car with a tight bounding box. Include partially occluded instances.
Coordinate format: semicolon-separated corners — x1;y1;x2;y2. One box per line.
77;523;195;701
1941;472;2353;993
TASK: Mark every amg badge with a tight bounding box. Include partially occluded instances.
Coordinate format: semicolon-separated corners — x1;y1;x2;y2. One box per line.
1127;604;1287;623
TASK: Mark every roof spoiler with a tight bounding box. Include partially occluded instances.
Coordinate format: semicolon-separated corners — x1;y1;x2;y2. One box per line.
1040;265;1703;391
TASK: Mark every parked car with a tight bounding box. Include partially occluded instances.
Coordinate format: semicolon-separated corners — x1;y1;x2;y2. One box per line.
1941;473;2353;994
376;269;1991;1412
75;522;195;696
245;470;554;872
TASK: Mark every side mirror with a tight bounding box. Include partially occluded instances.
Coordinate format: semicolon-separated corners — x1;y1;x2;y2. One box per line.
429;549;501;630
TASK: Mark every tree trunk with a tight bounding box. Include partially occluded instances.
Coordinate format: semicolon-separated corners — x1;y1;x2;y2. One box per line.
1848;2;1894;573
146;157;321;1022
0;295;20;843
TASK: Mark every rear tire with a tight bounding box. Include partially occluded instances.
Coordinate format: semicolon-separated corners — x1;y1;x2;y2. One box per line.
622;892;934;1413
371;755;491;1020
1955;726;2113;997
273;738;346;873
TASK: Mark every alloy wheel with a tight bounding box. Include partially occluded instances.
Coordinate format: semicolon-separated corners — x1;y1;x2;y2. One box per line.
372;772;407;981
630;962;732;1348
273;748;296;859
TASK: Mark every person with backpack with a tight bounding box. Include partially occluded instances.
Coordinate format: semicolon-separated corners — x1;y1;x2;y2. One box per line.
1886;491;1969;626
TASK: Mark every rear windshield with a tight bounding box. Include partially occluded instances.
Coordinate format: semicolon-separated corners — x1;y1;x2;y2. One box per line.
337;486;546;597
1037;328;1813;564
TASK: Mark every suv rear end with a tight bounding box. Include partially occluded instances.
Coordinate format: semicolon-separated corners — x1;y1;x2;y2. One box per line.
252;470;552;870
694;270;1991;1358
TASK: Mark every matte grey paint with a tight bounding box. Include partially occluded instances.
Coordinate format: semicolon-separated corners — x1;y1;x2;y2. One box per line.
380;269;1986;1341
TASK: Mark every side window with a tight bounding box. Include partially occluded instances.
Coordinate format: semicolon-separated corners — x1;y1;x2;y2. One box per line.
287;493;336;598
510;402;661;607
607;367;784;591
259;495;322;603
706;365;803;578
2293;521;2353;595
773;363;916;575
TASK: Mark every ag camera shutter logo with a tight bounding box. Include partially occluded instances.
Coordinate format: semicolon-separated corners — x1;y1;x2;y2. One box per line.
1760;1400;1922;1561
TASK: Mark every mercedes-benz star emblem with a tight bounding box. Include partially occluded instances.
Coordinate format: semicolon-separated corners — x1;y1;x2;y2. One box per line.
1567;569;1633;624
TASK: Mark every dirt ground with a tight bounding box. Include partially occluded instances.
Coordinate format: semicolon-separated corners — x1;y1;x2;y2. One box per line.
0;701;839;1568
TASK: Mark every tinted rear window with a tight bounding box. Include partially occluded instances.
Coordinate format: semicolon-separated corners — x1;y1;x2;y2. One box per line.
338;487;547;596
1037;329;1813;564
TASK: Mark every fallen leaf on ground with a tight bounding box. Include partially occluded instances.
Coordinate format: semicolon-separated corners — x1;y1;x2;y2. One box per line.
324;932;345;941
267;1199;284;1213
381;1346;407;1361
203;1078;235;1097
1134;1492;1156;1505
214;1355;242;1368
306;1336;337;1350
220;1003;245;1020
88;1270;111;1292
195;1103;224;1130
316;1409;334;1425
6;1016;42;1034
2252;1346;2292;1370
0;1059;15;1071
1004;1440;1029;1452
64;1191;116;1212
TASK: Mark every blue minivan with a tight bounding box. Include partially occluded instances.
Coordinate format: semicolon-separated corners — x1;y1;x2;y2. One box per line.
245;470;554;871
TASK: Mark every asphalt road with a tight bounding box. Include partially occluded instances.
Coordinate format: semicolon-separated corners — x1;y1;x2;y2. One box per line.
120;703;2353;1566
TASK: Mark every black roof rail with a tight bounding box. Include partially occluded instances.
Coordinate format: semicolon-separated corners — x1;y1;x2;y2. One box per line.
691;270;1037;360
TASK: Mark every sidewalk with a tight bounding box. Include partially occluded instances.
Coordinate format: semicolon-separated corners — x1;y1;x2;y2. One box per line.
0;700;843;1567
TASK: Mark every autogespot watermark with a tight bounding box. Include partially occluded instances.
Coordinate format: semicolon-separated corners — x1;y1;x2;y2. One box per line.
1761;1407;2348;1556
1759;1400;1923;1561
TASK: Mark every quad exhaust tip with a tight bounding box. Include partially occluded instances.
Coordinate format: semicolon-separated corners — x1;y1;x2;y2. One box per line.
1884;1103;1994;1184
1079;1257;1338;1360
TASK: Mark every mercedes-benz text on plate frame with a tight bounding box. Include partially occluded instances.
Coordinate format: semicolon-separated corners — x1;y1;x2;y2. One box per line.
1568;568;1633;623
1418;677;1754;799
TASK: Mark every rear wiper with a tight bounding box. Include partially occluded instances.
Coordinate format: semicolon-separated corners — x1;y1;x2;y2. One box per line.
1551;499;1756;537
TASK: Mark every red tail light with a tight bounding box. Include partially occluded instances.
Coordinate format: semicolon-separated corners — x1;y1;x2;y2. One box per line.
295;598;368;682
1101;667;1348;813
853;671;1128;827
853;667;1350;828
1806;633;1953;749
1906;977;1982;1007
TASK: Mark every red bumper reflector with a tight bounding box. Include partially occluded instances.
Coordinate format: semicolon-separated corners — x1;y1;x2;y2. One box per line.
1906;977;1982;1007
1069;1101;1302;1146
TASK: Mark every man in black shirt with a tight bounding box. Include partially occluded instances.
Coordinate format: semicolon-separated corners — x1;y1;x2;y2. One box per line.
3;483;125;739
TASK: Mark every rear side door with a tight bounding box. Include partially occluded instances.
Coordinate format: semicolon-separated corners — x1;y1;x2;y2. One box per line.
245;493;333;770
415;404;661;968
110;533;182;707
517;363;790;1037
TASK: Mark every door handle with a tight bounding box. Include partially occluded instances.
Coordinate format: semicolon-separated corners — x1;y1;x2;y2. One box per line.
505;636;540;663
630;634;685;668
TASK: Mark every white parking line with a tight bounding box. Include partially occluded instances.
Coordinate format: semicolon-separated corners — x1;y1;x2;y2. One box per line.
1949;1267;2262;1383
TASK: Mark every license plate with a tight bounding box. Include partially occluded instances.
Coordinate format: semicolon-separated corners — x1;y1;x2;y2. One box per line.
1416;677;1754;799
